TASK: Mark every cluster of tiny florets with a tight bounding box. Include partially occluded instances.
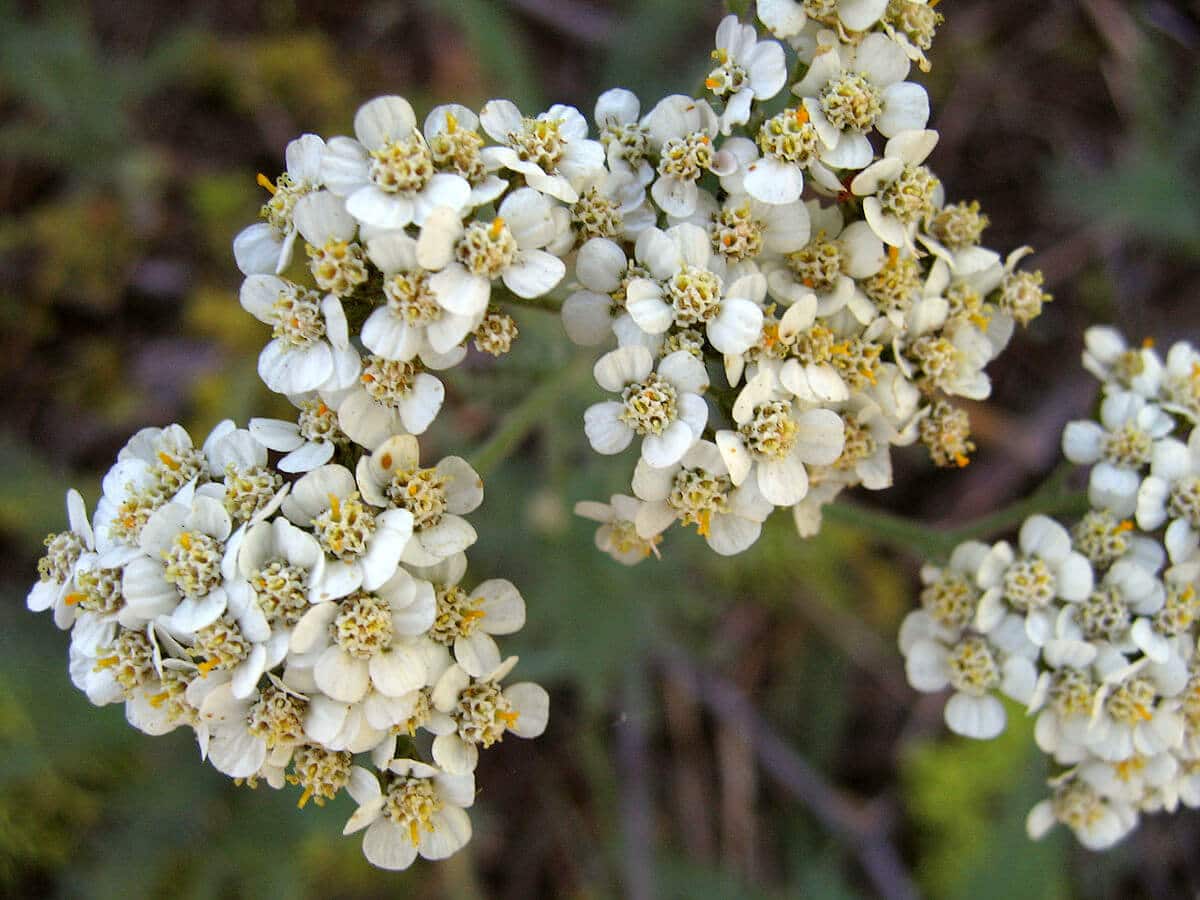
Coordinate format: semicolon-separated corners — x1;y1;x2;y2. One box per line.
29;418;546;871
901;327;1200;851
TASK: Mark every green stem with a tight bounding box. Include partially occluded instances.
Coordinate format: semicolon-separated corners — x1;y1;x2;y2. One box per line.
825;487;1091;562
500;292;564;314
468;354;593;477
823;501;957;559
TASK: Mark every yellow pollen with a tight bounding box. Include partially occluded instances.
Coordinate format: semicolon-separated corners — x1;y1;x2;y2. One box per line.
147;691;171;708
762;324;779;348
705;77;721;90
445;112;458;133
831;341;852;356
699;135;711;145
178;532;192;550
954;453;970;468
969;313;990;329
696;509;712;538
887;246;900;263
122;515;137;529
198;658;221;677
317;401;329;415
1116;520;1134;533
408;820;421;846
794;105;810;125
380;453;393;470
407;483;420;497
461;608;487;624
94;656;120;670
1142;336;1155;349
498;710;520;727
64;592;87;606
328;494;342;521
1134;703;1153;721
157;452;181;471
256;172;277;194
490;217;506;239
298;787;313;809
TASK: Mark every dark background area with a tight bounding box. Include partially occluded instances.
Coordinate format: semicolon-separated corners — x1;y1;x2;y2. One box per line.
1;0;1199;896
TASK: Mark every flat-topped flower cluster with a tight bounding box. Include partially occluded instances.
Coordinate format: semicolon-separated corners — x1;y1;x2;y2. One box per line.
900;327;1200;850
571;2;1048;562
29;421;546;870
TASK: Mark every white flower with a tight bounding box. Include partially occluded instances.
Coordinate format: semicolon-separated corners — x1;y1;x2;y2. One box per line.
764;199;883;316
281;464;413;593
1087;665;1184;763
122;492;233;634
584;345;709;469
479;100;605;203
975;515;1094;647
717;367;844;506
674;180;812;265
707;16;787;134
561;236;631;346
288;565;436;705
738;105;840;205
419;188;566;320
1026;779;1138;850
234;133;325;275
625;224;765;354
249;394;350;474
594;89;654;183
429;656;549;774
321;95;472;229
240;273;359;395
643;95;737;217
236;514;327;634
631;439;773;555
336;355;446;443
28;489;94;629
757;0;888;39
851;129;940;248
900;612;1036;740
1063;391;1175;517
415;553;526;677
793;31;929;169
343;761;474;870
1081;325;1163;397
1160;339;1200;422
574;495;662;565
355;434;481;566
1136;427;1200;538
422;103;509;207
363;230;477;360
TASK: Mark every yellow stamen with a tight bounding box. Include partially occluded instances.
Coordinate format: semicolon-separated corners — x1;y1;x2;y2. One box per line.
408;820;421;846
178;532;192;550
147;691;171;708
696;509;712;538
380;453;393;470
794;105;810;125
498;710;520;728
887;245;900;264
705;77;721;90
157;451;181;471
198;658;221;677
298;787;313;809
445;112;458;134
969;313;990;330
1134;703;1153;721
256;172;277;194
64;592;87;606
328;494;342;521
461;608;488;624
93;656;120;670
1142;336;1156;349
1116;519;1134;533
490;217;506;239
954;453;970;468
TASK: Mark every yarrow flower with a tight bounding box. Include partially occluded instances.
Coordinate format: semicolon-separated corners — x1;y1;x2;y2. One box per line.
901;326;1200;851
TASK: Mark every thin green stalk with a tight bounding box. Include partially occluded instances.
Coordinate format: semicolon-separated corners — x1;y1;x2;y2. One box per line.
946;489;1090;546
823;501;957;559
468;354;593;477
501;292;564;314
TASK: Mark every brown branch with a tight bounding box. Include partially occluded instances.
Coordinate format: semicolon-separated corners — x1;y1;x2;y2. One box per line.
616;663;656;900
656;645;919;900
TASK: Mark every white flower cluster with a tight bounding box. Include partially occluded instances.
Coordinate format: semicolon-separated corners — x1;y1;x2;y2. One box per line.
899;327;1200;851
572;2;1047;562
28;421;547;870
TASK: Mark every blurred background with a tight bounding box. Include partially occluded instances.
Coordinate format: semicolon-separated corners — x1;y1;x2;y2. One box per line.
1;0;1199;896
